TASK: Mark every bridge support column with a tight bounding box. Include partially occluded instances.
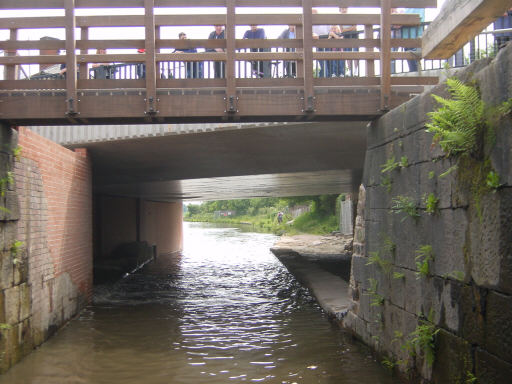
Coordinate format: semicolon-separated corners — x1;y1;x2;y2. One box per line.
94;195;182;282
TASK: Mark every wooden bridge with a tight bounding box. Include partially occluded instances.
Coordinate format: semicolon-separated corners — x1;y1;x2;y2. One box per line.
0;0;439;125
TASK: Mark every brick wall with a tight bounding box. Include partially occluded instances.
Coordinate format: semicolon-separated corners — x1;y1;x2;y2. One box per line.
0;126;92;372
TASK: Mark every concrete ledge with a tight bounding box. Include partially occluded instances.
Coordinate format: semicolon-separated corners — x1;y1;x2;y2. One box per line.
271;249;351;321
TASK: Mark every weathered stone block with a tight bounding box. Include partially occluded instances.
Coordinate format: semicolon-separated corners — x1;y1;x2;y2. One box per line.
475;348;512;384
13;250;28;286
389;267;406;309
3;286;19;324
468;189;512;294
431;329;472;384
3;191;20;221
459;284;486;346
19;283;31;322
485;290;512;363
0;251;13;289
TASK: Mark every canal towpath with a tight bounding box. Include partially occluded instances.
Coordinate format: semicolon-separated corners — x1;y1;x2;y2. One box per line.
270;233;352;321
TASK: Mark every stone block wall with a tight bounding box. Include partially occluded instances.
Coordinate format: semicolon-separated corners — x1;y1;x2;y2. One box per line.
0;126;92;372
344;45;512;382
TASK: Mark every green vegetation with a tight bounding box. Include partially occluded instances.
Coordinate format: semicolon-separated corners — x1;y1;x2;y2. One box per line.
393;271;405;280
367;278;384;306
366;251;392;274
0;323;12;330
381;175;393;193
415;245;434;279
486;170;501;191
428;171;435;180
0;171;13;197
10;240;24;265
391;196;420;222
381;156;400;173
403;311;440;367
445;270;465;282
184;194;342;235
13;146;22;161
424;193;440;214
399;156;409;168
426;78;485;157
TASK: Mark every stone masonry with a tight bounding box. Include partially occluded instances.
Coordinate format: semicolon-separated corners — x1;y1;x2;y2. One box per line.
343;44;512;383
0;126;92;373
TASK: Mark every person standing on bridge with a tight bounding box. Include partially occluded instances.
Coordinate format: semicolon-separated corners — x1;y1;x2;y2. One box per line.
174;32;203;79
207;25;225;78
243;25;270;78
278;25;297;78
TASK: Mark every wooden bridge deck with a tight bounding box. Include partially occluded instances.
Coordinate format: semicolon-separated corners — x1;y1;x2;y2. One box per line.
0;0;438;125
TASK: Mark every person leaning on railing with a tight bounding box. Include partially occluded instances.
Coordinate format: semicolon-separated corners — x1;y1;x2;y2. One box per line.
278;25;296;78
327;25;345;77
91;48;113;79
243;25;270;78
173;32;203;79
339;7;358;76
312;8;331;78
207;25;225;78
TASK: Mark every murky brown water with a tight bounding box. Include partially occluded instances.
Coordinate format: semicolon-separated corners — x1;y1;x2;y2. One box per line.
0;222;394;384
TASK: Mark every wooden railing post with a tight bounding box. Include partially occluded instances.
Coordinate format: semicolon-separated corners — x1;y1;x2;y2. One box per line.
380;0;391;111
5;29;18;80
302;0;314;114
64;0;77;116
364;24;375;77
225;0;237;114
144;0;157;117
79;26;88;80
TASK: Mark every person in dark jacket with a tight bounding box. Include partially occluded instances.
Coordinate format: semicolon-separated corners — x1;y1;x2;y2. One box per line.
208;25;225;78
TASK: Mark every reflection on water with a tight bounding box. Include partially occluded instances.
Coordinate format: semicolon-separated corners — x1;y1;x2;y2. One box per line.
0;222;393;384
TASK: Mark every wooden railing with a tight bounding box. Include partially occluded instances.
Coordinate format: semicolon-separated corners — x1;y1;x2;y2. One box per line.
0;0;438;123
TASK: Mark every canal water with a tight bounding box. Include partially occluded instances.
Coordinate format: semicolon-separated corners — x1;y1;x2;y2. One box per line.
1;222;394;384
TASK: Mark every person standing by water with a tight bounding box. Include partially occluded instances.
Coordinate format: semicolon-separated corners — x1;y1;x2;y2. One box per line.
277;211;284;224
208;25;225;78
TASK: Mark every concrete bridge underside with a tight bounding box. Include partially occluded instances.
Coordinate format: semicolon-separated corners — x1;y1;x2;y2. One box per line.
58;121;366;201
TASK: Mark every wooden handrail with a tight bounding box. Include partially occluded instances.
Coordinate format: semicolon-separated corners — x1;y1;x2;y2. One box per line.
0;0;437;9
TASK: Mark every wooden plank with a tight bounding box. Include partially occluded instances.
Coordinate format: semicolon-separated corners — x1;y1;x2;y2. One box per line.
157;78;226;87
5;29;18;81
79;27;88;80
314;39;380;49
159;39;225;50
236;52;303;61
313;14;419;26
365;24;375;77
156;52;225;62
77;40;146;50
0;13;420;30
302;0;314;113
145;0;157;116
0;0;437;9
78;79;145;88
313;51;380;60
422;0;511;59
0;17;66;29
226;0;236;113
0;40;66;50
390;76;438;85
0;80;66;89
380;0;391;111
314;77;381;86
236;39;303;49
236;78;303;87
65;0;78;115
